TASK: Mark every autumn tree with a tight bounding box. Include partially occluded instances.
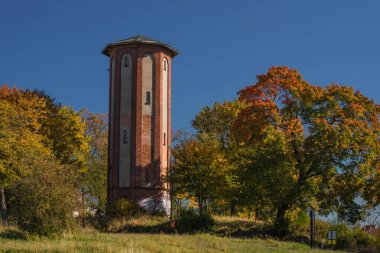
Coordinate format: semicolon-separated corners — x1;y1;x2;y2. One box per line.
192;101;244;149
0;87;89;169
234;67;379;233
192;101;244;215
363;167;380;208
172;138;230;215
81;110;108;212
27;91;107;216
0;85;90;234
0;86;50;221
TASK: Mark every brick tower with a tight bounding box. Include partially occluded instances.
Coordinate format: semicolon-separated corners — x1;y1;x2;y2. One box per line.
102;35;178;213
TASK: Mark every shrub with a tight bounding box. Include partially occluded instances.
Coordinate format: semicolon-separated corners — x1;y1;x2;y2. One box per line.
8;159;79;236
273;217;291;237
290;210;310;233
336;228;379;252
176;209;214;233
326;223;380;253
107;198;145;220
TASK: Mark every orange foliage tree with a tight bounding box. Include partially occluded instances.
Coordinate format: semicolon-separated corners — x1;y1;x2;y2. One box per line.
234;67;379;232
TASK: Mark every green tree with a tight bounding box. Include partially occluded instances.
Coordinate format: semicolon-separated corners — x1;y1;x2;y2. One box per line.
192;101;244;149
81;110;108;213
172;138;230;215
192;101;244;215
43;105;89;167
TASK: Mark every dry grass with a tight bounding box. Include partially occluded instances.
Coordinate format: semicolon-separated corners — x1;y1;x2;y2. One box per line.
0;231;339;253
0;218;345;253
107;215;168;233
214;215;257;224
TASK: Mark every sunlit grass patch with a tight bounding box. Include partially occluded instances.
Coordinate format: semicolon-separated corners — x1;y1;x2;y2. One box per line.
0;218;346;253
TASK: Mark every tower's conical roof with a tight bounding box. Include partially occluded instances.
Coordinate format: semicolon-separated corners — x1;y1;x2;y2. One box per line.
102;35;179;57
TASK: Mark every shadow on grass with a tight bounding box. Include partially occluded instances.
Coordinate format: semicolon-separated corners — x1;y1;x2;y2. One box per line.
108;216;311;247
212;220;274;238
0;228;28;240
213;221;311;246
112;221;172;234
114;218;274;238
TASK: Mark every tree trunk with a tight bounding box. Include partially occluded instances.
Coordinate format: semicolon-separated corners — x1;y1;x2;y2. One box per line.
81;189;86;227
199;196;203;216
230;201;237;216
0;186;8;223
275;204;290;236
177;199;182;218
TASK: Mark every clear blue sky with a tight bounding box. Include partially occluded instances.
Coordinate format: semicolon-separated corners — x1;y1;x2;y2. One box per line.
1;0;379;130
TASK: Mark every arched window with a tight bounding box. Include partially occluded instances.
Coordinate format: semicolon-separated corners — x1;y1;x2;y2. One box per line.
162;58;169;176
142;54;155;185
142;54;154;116
119;54;132;187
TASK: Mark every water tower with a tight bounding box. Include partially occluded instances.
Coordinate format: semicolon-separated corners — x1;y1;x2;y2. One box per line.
102;35;178;212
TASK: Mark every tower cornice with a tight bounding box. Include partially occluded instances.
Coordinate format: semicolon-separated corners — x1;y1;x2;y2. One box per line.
102;35;179;57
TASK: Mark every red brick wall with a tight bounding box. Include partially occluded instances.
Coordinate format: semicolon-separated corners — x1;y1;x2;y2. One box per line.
107;44;174;204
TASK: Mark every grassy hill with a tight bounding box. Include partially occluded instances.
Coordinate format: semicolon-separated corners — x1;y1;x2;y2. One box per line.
0;231;335;253
0;216;343;253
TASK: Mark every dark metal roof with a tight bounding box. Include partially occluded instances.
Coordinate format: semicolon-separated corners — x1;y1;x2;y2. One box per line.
102;35;179;57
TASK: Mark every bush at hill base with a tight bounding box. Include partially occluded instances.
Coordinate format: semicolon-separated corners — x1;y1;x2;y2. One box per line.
176;209;215;233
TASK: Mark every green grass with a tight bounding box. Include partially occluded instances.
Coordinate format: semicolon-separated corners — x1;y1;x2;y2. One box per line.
0;232;337;253
0;217;344;253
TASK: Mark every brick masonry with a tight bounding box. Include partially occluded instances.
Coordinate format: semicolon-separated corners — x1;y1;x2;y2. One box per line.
106;43;175;209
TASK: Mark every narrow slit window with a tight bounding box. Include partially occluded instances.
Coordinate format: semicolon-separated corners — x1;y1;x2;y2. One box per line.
124;56;129;67
145;91;151;105
163;133;166;145
123;129;128;144
163;61;167;71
